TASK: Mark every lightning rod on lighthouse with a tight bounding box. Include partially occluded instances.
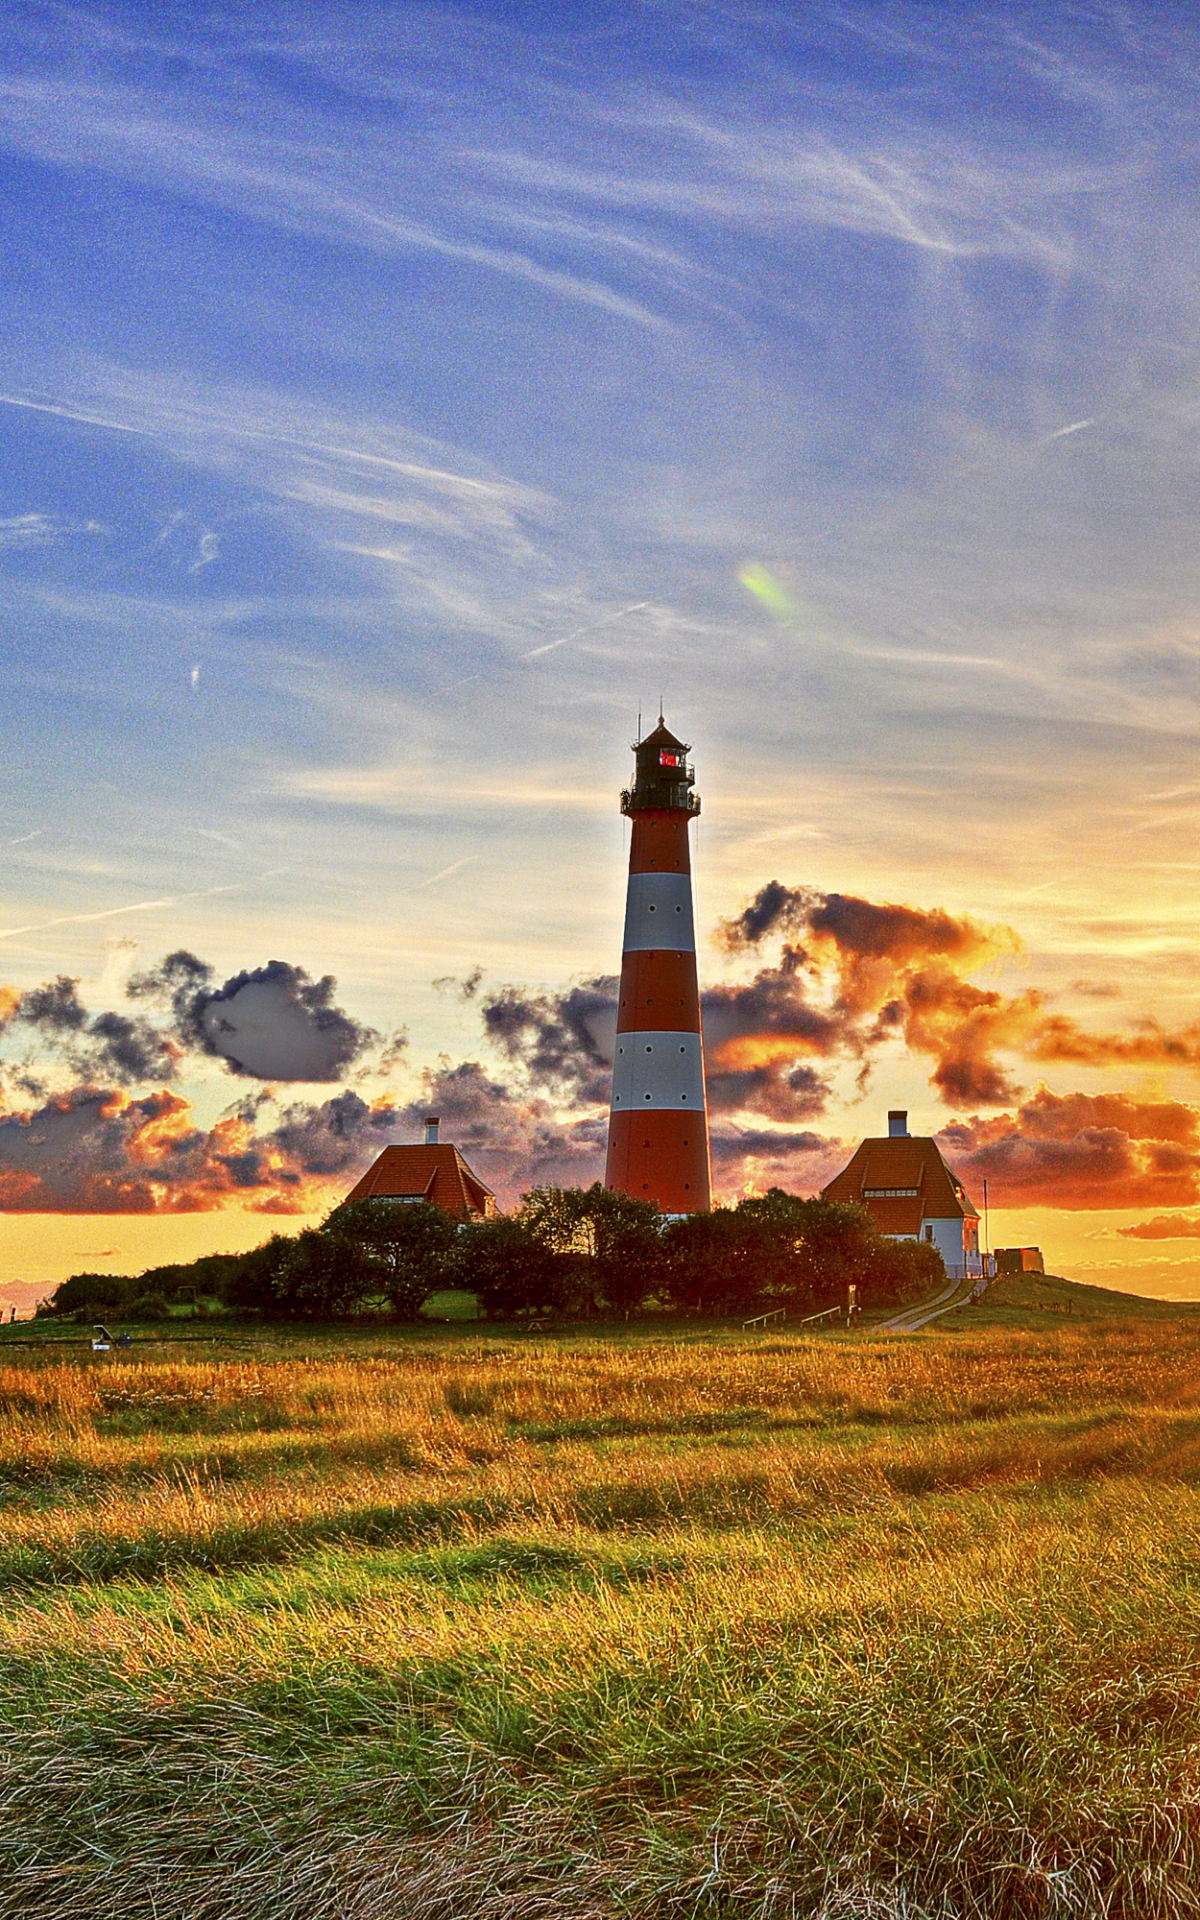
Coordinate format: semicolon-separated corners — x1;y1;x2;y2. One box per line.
604;715;712;1213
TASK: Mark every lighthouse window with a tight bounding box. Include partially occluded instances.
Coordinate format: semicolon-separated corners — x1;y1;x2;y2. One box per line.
644;1093;652;1100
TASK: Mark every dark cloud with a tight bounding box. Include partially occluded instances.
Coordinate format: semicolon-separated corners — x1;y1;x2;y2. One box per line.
434;966;484;1000
722;880;811;949
192;960;377;1081
128;950;215;1030
86;1012;180;1085
265;1089;402;1179
394;1059;607;1206
709;1125;842;1194
15;976;89;1034
9;977;179;1086
478;962;840;1122
131;952;378;1082
0;1081;409;1215
0;1087;191;1213
704;1061;830;1123
481;978;617;1104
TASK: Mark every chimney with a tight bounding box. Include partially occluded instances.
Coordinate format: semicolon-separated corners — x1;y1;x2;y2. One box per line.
888;1110;908;1137
424;1116;440;1146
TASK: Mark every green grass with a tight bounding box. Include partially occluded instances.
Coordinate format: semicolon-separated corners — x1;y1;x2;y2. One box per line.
2;1301;1200;1915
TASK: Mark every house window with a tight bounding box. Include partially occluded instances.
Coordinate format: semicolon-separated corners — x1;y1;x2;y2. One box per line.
924;1225;934;1242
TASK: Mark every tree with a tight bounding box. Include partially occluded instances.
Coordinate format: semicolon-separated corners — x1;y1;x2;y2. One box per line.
521;1184;664;1316
322;1197;458;1318
456;1214;562;1318
45;1272;136;1319
661;1209;772;1317
864;1235;944;1308
790;1198;879;1310
222;1235;296;1316
274;1228;372;1320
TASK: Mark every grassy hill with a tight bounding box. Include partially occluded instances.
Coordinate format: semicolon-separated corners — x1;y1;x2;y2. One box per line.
941;1267;1200;1331
3;1309;1200;1915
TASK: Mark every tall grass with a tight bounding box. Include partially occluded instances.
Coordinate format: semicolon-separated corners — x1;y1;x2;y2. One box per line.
1;1320;1200;1914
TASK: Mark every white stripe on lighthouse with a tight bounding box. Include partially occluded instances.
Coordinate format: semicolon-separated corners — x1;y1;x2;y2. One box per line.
609;1031;706;1109
621;872;696;953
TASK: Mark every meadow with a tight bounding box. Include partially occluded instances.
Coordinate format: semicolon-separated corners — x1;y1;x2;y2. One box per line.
1;1278;1200;1917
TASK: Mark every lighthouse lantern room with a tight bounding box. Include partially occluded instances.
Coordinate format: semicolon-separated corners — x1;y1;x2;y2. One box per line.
604;717;712;1214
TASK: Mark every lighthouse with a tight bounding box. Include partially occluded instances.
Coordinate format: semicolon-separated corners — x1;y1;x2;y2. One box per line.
605;716;712;1213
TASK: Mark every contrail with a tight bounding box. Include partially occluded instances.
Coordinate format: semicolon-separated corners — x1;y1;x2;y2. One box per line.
0;884;242;941
1043;418;1097;442
416;857;477;888
0;391;141;436
525;601;650;659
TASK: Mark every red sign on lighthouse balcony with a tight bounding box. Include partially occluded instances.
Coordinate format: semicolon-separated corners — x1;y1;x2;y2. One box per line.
605;717;712;1214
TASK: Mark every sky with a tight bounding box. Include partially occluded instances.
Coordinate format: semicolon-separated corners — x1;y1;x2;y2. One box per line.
4;0;1200;1300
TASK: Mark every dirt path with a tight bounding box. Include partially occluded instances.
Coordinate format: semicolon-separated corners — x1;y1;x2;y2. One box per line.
877;1274;973;1333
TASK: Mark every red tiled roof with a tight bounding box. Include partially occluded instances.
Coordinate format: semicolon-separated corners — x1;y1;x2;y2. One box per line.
823;1135;978;1223
862;1196;925;1236
342;1144;494;1218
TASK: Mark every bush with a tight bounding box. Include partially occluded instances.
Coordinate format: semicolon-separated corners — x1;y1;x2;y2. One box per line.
521;1184;664;1316
863;1235;945;1308
221;1236;297;1317
456;1214;563;1318
127;1291;172;1322
273;1229;374;1320
45;1273;136;1319
661;1209;773;1316
322;1198;458;1319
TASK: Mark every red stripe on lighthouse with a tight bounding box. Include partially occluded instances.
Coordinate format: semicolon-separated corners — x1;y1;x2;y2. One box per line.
616;949;701;1032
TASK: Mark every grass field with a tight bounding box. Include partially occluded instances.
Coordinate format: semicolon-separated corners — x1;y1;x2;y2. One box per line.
2;1276;1200;1917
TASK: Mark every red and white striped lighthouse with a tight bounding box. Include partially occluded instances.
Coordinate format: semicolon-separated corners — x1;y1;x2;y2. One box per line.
605;716;712;1213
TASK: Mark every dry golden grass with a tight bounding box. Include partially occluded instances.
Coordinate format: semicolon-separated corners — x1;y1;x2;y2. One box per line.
1;1316;1199;1915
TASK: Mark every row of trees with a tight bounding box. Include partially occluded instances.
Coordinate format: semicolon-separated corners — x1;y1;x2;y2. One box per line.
44;1185;943;1323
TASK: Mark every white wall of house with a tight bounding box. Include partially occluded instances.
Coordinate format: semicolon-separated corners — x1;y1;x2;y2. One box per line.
876;1217;982;1280
920;1215;981;1280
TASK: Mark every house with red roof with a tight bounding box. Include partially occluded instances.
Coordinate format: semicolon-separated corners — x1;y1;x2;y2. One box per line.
822;1111;981;1280
342;1117;495;1220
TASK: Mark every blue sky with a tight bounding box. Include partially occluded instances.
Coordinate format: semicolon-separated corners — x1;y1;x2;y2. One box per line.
5;1;1200;1293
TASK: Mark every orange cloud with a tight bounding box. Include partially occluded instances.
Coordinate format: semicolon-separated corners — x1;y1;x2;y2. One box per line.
722;882;1200;1108
940;1091;1200;1210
